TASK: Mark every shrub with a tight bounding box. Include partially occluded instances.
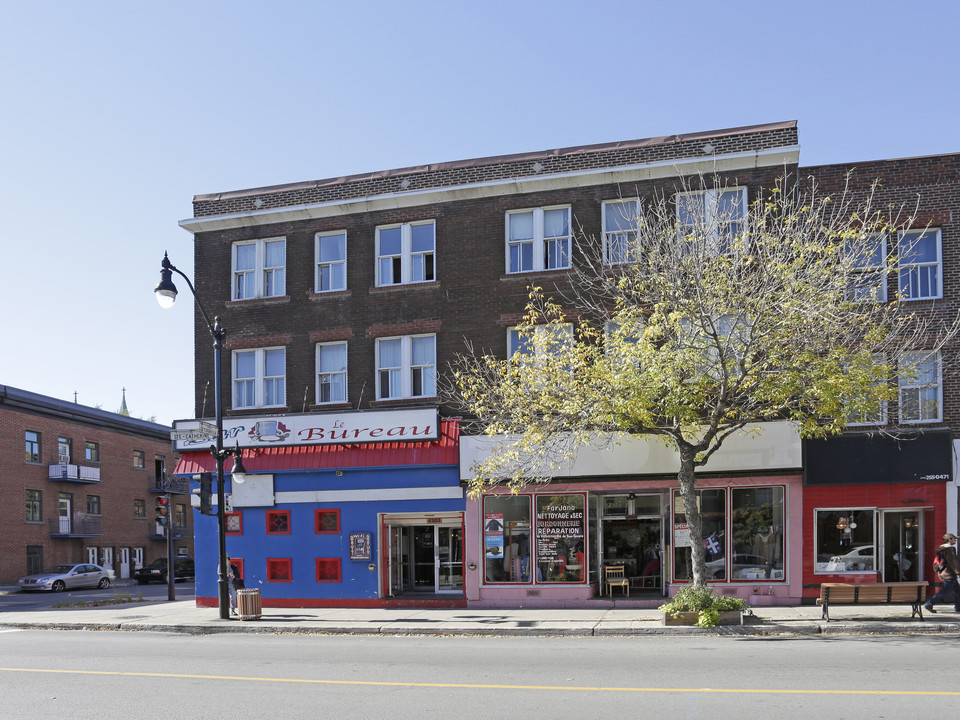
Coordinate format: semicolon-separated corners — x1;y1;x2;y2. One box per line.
659;585;747;626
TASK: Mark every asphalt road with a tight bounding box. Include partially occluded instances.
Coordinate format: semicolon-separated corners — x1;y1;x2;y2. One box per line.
0;628;957;720
0;581;194;611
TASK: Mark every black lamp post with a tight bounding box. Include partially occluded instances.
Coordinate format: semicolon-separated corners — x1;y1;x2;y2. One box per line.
156;251;247;620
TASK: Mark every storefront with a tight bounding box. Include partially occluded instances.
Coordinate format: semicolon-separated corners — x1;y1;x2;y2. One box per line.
173;409;465;608
801;430;955;600
461;422;804;607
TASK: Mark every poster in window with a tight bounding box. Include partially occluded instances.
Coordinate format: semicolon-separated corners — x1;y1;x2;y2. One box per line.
535;494;586;583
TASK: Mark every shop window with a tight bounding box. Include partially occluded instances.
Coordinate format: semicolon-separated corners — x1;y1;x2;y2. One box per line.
483;495;531;583
673;489;726;581
316;558;341;583
225;511;243;535
536;494;587;583
266;510;290;535
602;495;628;517
730;487;785;581
814;509;875;573
266;558;292;582
315;509;340;534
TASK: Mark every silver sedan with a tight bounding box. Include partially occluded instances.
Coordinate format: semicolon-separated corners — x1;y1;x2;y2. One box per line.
18;563;114;592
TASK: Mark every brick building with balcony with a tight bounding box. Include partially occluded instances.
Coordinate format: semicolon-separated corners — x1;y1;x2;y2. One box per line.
174;120;960;608
0;385;189;584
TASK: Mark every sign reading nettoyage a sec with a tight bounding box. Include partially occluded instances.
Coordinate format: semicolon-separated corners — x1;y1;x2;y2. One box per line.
171;408;439;451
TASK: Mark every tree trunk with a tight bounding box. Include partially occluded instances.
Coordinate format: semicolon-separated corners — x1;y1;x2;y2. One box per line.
677;444;707;587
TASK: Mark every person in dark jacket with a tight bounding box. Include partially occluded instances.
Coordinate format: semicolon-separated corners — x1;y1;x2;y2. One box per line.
925;533;960;613
228;560;244;615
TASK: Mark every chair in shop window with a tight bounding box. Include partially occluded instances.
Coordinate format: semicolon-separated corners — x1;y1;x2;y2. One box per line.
604;565;630;597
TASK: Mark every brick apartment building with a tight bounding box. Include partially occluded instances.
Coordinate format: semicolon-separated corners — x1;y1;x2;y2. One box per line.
173;121;960;608
0;385;189;585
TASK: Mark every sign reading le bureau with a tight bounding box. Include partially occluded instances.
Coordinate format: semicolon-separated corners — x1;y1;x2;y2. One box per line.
172;408;439;451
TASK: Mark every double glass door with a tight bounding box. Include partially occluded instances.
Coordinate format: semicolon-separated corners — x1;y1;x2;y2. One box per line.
387;522;463;595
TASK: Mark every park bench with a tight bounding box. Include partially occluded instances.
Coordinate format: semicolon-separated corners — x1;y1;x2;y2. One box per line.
816;581;927;621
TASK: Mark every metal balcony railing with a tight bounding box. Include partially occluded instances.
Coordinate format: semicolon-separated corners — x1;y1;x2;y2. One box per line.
48;516;102;537
48;463;101;483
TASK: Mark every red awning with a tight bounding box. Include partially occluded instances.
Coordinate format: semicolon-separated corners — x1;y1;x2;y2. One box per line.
174;417;459;475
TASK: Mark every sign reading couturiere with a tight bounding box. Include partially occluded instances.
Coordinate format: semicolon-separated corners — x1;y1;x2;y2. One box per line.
172;408;439;451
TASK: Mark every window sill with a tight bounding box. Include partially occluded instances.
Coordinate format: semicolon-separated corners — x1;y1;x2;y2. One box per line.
227;406;290;416
369;397;438;407
370;281;440;293
308;289;351;300
500;268;574;281
226;295;291;307
310;403;352;411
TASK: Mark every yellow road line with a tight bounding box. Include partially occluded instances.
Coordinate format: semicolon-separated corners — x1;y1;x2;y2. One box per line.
1;667;957;695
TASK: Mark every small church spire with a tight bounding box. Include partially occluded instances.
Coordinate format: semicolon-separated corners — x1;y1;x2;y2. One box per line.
118;387;129;416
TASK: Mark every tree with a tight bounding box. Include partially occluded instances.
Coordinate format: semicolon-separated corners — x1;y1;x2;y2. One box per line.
449;173;960;588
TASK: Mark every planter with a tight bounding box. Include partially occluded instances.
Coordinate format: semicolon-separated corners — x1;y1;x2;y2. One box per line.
662;610;743;627
749;594;775;606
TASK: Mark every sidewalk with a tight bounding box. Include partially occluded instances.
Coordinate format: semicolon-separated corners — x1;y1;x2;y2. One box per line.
1;585;956;636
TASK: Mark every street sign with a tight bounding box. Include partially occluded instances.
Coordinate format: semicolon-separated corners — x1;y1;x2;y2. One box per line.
170;420;218;443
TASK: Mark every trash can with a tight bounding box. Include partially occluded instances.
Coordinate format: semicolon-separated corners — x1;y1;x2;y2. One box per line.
237;588;262;620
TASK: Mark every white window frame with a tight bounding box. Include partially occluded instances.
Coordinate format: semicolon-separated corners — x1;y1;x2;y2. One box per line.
315;231;347;293
375;221;436;286
899;351;942;423
232;237;286;300
898;229;942;301
602;199;640;265
316;342;348;405
505;205;572;274
675;187;747;254
375;334;437;400
845;234;887;302
507;324;574;362
233;347;286;409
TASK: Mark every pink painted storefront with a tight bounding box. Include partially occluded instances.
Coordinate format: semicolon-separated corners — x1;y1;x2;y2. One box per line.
460;423;805;608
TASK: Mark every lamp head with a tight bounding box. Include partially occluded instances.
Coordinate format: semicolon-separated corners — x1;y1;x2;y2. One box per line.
231;446;247;484
155;252;178;308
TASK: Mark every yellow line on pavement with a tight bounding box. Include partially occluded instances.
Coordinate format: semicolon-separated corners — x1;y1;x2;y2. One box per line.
1;667;958;696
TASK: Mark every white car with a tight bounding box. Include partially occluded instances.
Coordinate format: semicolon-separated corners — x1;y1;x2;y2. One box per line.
825;545;874;572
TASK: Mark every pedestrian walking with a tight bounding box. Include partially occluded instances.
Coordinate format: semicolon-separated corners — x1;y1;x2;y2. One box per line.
925;533;960;613
228;560;244;616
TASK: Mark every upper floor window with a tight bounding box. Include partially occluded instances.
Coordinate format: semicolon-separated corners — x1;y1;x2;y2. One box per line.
676;188;747;254
899;351;941;423
376;221;435;286
315;231;347;292
233;237;286;300
508;324;574;362
898;229;941;300
85;441;100;463
234;347;286;409
316;342;348;405
845;355;888;427
57;437;72;463
376;334;436;400
133;450;145;469
25;431;40;463
602;199;640;264
506;206;571;274
26;490;41;522
87;495;101;516
845;234;887;302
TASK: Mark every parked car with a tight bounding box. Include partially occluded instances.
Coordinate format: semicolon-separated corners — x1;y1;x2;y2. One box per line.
825;545;874;572
134;557;195;584
705;553;776;579
18;563;114;592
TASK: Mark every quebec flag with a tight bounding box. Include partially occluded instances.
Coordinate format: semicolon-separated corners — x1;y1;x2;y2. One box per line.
704;534;722;555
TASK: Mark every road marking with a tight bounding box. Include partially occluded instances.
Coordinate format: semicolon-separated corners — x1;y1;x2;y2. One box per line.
0;668;957;696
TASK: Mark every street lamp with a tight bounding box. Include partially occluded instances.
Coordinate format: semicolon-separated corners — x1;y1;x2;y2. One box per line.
156;251;246;620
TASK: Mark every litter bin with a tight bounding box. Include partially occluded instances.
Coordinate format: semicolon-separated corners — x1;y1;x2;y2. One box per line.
237;588;262;620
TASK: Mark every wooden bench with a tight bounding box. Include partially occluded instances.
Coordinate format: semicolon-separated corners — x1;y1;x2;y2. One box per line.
816;582;928;621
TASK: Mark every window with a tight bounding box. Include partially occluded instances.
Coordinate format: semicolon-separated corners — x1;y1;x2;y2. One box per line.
899;351;942;423
315;509;341;534
267;558;292;582
134;499;146;518
845;354;888;426
225;512;243;534
26;490;41;522
85;441;100;463
506;206;571;273
508;324;573;361
376;221;435;286
602;199;640;264
234;347;286;408
155;455;166;481
175;503;187;528
484;494;531;583
676;187;747;254
315;231;347;292
730;487;784;581
898;229;942;300
57;437;72;463
86;495;101;516
316;558;342;583
25;431;40;463
266;510;290;535
814;509;875;573
376;334;436;400
26;546;43;576
233;237;286;300
316;342;347;404
845;234;887;302
604;320;641;362
133;450;145;469
673;489;727;581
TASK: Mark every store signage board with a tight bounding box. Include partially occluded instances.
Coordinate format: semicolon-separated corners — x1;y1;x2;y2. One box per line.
172;408;439;451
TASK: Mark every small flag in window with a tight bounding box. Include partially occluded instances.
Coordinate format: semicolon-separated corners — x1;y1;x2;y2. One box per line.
705;534;722;555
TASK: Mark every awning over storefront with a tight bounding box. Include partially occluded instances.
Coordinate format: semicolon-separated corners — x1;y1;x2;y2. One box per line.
174;417;459;475
804;430;953;486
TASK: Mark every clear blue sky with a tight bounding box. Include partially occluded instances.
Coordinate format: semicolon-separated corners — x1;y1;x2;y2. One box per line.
2;1;957;425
